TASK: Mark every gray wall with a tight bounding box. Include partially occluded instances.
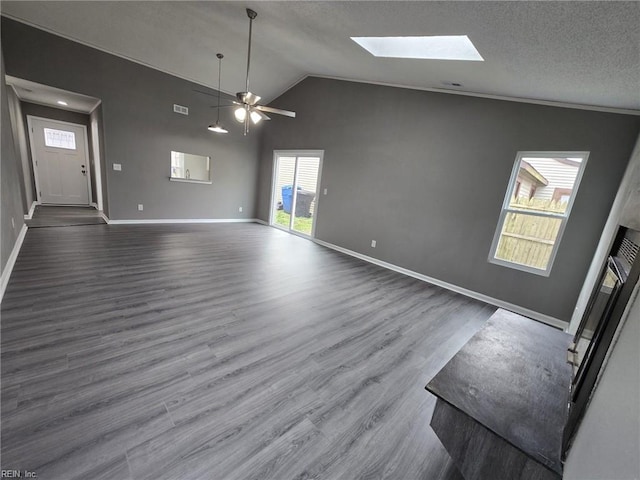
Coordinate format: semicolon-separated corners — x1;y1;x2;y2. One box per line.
1;18;259;220
20;102;96;204
257;77;640;321
6;87;32;212
1;51;25;273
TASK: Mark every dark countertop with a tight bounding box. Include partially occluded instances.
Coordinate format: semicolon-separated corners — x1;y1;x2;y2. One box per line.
426;309;572;475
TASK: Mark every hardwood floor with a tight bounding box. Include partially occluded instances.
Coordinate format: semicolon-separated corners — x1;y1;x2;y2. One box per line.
1;223;495;479
25;205;106;228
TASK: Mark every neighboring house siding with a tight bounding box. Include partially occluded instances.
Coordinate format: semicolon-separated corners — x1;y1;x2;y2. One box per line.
526;158;580;200
275;158;319;202
297;167;319;193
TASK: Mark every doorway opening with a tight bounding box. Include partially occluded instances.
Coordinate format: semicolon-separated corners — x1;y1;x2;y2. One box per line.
270;150;323;237
6;76;105;218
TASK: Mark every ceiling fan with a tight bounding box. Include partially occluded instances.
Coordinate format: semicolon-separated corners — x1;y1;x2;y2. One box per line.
234;8;295;135
201;8;296;135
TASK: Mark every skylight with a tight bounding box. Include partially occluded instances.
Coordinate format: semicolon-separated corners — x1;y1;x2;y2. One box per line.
351;35;484;61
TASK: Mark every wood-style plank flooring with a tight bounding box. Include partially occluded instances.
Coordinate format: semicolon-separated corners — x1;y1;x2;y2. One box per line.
1;223;495;479
25;205;106;228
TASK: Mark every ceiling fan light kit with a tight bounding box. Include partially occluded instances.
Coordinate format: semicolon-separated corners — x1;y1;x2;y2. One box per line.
234;106;247;122
208;122;228;134
250;110;263;124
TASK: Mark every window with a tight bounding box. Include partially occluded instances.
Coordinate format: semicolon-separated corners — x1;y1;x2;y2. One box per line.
170;151;211;183
43;128;76;149
170;151;185;179
489;152;589;276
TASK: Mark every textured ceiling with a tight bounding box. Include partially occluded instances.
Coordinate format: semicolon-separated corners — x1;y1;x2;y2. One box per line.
1;1;639;111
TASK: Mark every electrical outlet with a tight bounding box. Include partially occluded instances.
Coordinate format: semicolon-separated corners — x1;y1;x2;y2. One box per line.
323;188;328;195
371;240;377;248
138;204;144;211
239;206;243;213
11;217;15;228
113;163;122;171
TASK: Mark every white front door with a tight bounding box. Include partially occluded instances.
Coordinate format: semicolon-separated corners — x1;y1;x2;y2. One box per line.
28;116;91;205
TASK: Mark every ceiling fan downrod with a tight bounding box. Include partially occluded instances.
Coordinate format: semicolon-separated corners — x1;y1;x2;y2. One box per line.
245;8;257;96
239;8;257;135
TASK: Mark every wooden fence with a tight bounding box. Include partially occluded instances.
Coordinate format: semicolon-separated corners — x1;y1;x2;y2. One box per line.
495;198;566;269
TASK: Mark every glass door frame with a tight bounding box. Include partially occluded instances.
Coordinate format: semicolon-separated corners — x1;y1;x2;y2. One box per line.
269;149;324;238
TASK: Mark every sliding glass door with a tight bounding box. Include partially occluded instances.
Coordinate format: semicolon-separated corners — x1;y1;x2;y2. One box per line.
271;150;323;237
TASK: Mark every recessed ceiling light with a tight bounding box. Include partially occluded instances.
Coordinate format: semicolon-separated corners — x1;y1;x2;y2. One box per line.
57;100;68;106
351;35;484;61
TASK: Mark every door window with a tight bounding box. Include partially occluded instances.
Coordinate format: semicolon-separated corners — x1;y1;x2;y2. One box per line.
43;128;76;149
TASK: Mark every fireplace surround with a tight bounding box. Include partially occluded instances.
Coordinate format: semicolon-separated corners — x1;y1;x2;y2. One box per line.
563;225;640;455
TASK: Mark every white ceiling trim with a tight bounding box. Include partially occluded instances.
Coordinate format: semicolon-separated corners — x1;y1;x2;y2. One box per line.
309;75;640;116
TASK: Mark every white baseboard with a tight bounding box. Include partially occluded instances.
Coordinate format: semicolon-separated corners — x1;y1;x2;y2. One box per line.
107;218;259;225
313;238;568;330
99;211;110;223
23;201;38;220
0;224;28;303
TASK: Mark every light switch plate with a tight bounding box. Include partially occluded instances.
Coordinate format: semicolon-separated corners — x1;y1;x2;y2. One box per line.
137;204;144;211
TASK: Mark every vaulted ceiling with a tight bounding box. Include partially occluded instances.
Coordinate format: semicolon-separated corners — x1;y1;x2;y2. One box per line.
2;1;639;111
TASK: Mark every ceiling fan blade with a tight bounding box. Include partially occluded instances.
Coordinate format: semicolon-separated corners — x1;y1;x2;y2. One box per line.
236;91;261;106
255;105;296;118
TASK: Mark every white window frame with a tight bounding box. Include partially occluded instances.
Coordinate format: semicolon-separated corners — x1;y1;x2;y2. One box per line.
488;151;589;276
269;150;324;239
